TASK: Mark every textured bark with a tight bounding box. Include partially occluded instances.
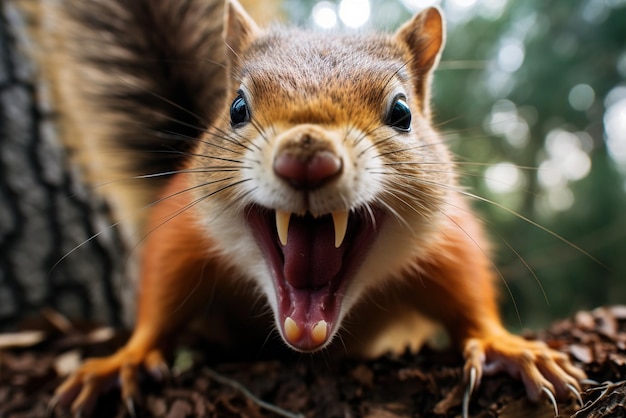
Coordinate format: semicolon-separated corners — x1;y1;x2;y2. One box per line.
0;2;623;417
0;0;125;330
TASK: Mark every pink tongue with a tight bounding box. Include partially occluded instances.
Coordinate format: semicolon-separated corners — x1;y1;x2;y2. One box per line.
282;214;345;289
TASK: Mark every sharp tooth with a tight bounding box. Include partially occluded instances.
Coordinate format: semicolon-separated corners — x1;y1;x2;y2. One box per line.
275;210;291;246
311;320;328;345
284;317;301;343
331;210;349;248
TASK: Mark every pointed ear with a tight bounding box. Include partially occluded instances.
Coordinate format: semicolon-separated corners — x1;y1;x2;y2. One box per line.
394;7;445;115
224;0;260;65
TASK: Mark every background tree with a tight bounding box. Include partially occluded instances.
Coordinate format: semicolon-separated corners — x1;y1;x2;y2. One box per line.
0;0;125;329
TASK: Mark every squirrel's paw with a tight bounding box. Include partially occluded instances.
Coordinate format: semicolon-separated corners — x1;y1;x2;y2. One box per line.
52;348;168;416
461;333;586;417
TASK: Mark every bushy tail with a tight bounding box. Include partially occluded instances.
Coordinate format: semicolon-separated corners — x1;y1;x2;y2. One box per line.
31;0;237;239
69;0;227;175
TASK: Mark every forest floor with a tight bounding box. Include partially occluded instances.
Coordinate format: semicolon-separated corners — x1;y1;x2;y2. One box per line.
1;306;625;418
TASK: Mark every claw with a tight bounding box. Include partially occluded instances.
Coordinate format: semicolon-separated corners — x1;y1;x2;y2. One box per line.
580;378;599;386
46;395;59;418
148;361;171;382
125;397;137;418
120;361;139;405
462;366;477;418
541;386;559;417
145;349;170;380
566;383;584;407
461;387;470;418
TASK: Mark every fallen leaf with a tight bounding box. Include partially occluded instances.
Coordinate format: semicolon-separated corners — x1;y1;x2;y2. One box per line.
0;331;45;349
86;327;116;343
54;349;82;376
569;344;594;364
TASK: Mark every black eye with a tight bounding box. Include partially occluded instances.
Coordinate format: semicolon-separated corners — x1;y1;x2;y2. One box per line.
387;98;411;131
230;94;250;127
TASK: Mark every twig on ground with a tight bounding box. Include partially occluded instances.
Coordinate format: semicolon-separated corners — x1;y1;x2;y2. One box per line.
202;367;306;418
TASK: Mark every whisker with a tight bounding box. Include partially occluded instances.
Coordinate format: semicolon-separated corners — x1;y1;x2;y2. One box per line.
371;135;470;160
145;149;249;166
131;178;252;253
380;53;413;95
382;179;444;213
436;60;488;71
430;114;466;130
135;167;245;178
87;167;249;191
109;72;209;126
52;176;239;274
171;261;208;315
458;189;608;269
357;129;404;158
204;119;257;151
369;167;540;198
386;178;550;309
117;108;253;153
494;231;551;307
143;103;258;153
249;117;271;145
49;220;126;277
361;202;378;230
376;199;414;231
442;212;523;326
377;171;607;270
159;130;245;156
380;160;541;172
352;118;388;148
214;185;256;217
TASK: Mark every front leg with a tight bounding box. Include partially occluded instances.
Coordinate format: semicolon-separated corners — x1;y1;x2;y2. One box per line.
55;176;221;414
408;208;585;413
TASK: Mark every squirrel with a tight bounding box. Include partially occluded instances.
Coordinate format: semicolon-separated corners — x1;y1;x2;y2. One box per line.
46;0;587;415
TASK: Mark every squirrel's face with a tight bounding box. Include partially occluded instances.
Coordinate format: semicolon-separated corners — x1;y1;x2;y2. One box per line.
190;4;449;352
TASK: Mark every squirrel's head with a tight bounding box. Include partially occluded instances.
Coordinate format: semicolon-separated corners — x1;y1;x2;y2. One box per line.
191;0;451;353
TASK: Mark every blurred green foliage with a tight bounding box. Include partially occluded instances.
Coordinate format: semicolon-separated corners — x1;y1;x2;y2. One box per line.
282;0;626;329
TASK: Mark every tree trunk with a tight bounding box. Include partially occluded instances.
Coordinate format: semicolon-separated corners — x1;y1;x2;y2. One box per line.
0;0;125;330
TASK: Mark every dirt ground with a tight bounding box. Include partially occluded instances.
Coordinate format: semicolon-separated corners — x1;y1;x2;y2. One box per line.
1;306;625;418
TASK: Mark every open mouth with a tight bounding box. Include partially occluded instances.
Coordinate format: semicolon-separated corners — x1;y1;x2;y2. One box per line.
246;205;383;351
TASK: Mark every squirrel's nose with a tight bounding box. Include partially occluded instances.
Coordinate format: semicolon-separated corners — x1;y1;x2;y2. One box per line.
274;148;342;190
